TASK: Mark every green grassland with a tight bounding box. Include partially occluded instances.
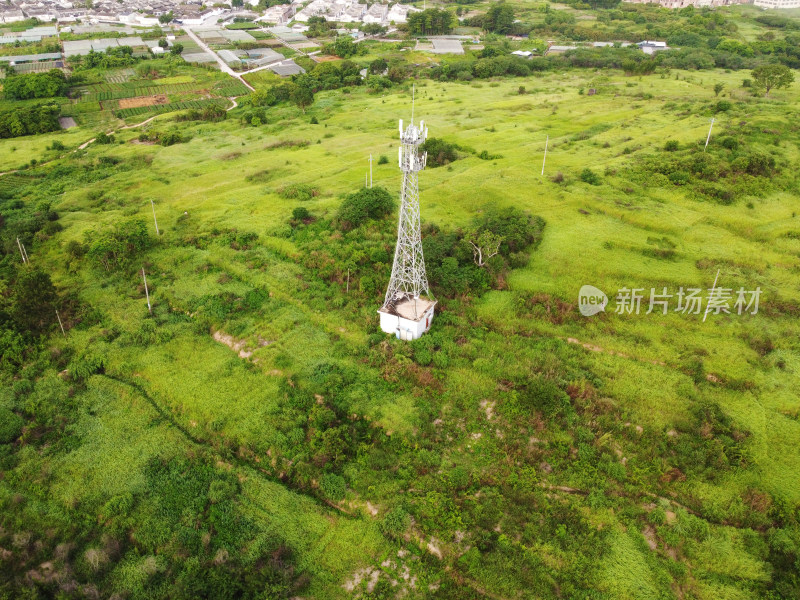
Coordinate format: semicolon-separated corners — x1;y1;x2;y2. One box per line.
1;26;799;600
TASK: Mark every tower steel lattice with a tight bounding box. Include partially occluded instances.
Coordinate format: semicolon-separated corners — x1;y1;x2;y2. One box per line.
381;116;432;318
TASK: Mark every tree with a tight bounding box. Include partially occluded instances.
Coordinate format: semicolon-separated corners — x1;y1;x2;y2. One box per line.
158;11;173;24
713;82;724;96
3;70;67;100
10;266;57;335
337;187;394;230
158;38;168;48
87;218;149;272
407;9;454;36
751;64;794;96
332;35;358;59
369;58;387;74
290;85;314;112
467;229;503;267
170;43;184;56
484;2;515;34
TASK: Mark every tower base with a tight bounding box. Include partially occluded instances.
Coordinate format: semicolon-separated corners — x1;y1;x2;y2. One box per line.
378;296;436;341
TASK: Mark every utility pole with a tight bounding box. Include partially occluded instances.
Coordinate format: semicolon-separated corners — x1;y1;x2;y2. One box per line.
142;268;151;313
16;238;28;263
55;310;65;336
704;117;715;152
541;134;549;176
150;199;160;235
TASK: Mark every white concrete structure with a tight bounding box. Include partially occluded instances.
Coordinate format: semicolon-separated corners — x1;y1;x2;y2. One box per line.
379;298;435;341
294;0;417;24
637;40;670;54
754;0;800;7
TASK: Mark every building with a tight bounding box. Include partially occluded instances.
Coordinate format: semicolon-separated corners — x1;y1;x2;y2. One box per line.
624;0;740;7
545;45;577;55
754;0;800;7
637;40;670;54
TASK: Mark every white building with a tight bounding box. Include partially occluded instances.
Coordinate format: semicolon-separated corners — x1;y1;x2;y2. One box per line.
637;40;670;54
379;298;435;341
754;0;800;7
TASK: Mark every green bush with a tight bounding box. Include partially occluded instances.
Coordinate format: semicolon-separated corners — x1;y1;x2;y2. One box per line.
87;218;149;272
337;186;394;230
579;168;601;185
320;473;346;501
292;206;310;222
0;407;23;443
279;183;319;201
714;100;732;113
380;507;410;538
421;137;458;167
664;140;680;152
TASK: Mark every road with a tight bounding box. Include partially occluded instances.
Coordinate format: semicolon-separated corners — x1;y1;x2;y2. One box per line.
182;27;255;91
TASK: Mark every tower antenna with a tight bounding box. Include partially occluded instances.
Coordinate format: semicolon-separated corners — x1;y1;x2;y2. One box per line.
378;99;436;341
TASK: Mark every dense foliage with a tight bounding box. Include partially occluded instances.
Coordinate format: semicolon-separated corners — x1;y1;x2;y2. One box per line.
2;70;67;100
0;103;60;139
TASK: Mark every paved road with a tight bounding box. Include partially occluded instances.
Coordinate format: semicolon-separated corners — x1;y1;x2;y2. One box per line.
183;28;255;91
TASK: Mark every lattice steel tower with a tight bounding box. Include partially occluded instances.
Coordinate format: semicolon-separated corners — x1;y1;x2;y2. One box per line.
378;98;436;340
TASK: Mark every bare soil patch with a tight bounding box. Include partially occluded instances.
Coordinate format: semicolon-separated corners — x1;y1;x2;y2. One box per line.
119;94;169;109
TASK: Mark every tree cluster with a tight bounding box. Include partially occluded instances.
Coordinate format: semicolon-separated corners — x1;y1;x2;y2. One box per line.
2;70;67;100
0;103;60;139
407;9;454;36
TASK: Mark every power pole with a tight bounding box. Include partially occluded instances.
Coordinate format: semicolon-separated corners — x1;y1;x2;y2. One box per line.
541;134;549;176
55;310;65;336
16;238;28;263
150;199;160;235
142;268;151;313
704;117;715;152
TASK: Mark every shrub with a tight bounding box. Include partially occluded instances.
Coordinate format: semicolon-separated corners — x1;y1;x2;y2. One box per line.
279;183;319;201
320;473;346;501
421;137;458;167
378;155;388;165
579;168;601;185
550;172;565;184
337;186;394;230
380;507;410;538
0;407;23;443
714;100;732;113
291;206;310;222
668;171;690;185
664;140;680;152
86;218;149;272
720;136;739;150
310;115;318;124
95;132;115;144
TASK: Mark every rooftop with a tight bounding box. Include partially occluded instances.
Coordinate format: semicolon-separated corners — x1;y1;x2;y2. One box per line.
380;296;436;322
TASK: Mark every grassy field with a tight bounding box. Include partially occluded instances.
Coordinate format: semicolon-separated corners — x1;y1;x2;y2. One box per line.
1;36;799;600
